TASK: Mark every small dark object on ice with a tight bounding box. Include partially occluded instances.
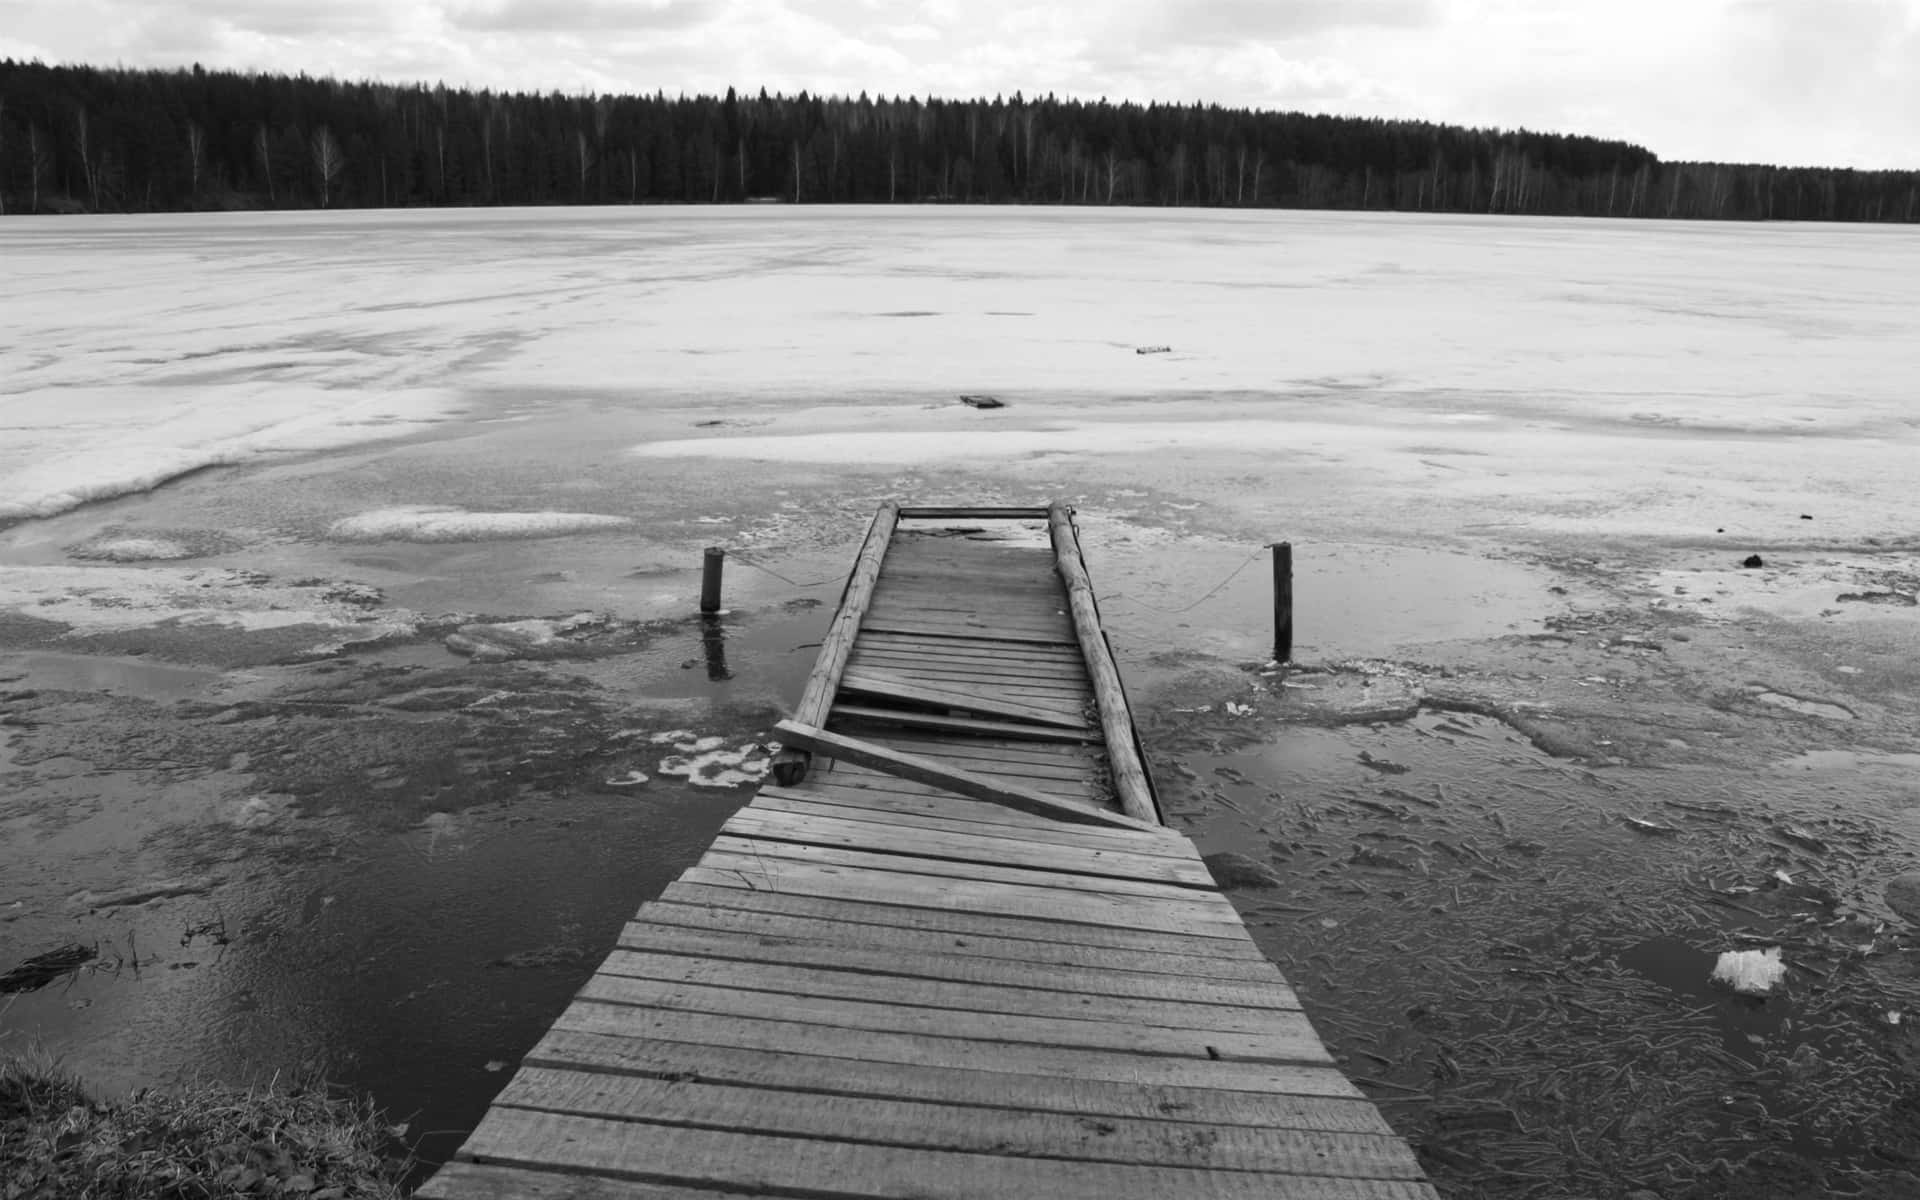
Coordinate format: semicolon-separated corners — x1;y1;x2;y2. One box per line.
1358;750;1410;775
1;943;97;993
958;394;1004;409
1800;513;1813;520
1742;554;1765;569
1203;851;1282;890
1135;345;1172;355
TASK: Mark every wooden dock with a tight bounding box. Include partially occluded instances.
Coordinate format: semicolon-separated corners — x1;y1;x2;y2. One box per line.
419;503;1437;1199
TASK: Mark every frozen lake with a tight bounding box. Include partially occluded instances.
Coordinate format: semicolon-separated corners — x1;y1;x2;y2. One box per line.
3;206;1919;1195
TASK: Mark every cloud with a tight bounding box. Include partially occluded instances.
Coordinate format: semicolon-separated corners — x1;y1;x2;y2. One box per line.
446;0;720;33
1150;0;1441;45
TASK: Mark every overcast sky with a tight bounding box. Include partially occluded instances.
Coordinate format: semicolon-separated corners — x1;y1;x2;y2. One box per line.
4;0;1916;169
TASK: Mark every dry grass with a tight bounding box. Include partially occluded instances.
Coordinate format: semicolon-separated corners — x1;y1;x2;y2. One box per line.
1;1052;410;1199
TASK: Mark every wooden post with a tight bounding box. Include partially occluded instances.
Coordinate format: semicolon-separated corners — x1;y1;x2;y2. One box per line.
1046;504;1161;826
1273;541;1293;664
770;502;900;786
699;547;725;614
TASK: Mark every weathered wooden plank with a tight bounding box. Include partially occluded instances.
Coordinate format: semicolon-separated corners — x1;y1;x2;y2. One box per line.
417;1160;758;1199
719;810;1212;886
859;617;1081;647
698;841;1232;908
675;863;1247;938
847;649;1095;684
859;630;1087;659
819;759;1106;805
869;581;1070;609
523;1029;1386;1129
573;977;1331;1064
840;669;1091;728
864;733;1106;771
546;1005;1355;1094
613;926;1301;1010
787;770;1116;822
592;951;1301;1034
829;704;1103;745
756;782;1165;842
494;1067;1425;1177
863;603;1075;630
654;884;1268;962
896;507;1052;519
775;722;1151;830
1049;504;1159;824
748;791;1198;859
457;1109;1436;1199
850;748;1097;786
842;668;1092;700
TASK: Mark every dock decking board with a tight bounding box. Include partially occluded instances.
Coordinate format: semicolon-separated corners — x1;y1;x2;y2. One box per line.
419;504;1436;1200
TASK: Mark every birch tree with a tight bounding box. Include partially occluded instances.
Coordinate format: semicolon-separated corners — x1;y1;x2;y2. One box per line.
311;124;344;206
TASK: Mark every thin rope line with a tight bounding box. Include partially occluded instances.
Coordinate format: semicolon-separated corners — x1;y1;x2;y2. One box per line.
1099;546;1272;615
725;551;843;589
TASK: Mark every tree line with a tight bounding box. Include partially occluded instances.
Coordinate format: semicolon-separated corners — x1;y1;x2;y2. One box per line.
2;59;1916;223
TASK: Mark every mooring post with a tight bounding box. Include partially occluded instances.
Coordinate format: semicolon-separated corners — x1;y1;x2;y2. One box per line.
1272;541;1293;664
700;547;725;614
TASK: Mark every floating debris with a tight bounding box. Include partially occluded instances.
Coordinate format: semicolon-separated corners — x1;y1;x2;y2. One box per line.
1711;947;1786;995
958;394;1005;409
1135;345;1172;355
1742;554;1766;569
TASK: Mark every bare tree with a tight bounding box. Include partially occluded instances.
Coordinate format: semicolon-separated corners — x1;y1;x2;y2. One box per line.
575;129;593;200
255;122;275;204
74;103;98;208
26;122;48;212
311;124;345;206
185;120;206;201
1103;148;1120;204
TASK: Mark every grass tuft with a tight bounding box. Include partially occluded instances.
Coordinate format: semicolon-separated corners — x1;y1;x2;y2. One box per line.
1;1053;410;1198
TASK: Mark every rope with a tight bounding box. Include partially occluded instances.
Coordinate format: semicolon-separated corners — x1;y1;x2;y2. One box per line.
1098;546;1272;615
724;551;843;590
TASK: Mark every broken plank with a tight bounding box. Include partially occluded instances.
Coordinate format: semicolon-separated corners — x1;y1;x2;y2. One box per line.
700;840;1229;906
827;704;1102;744
774;721;1151;830
838;669;1091;728
713;814;1213;886
749;791;1194;858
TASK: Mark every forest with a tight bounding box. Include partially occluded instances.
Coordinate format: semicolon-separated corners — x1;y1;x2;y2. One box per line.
3;59;1917;222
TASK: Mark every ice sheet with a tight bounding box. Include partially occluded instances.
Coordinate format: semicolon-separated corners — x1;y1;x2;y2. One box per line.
328;506;631;542
0;384;453;521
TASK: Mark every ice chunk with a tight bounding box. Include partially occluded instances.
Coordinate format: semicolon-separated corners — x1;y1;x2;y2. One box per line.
1711;947;1786;995
329;505;629;542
